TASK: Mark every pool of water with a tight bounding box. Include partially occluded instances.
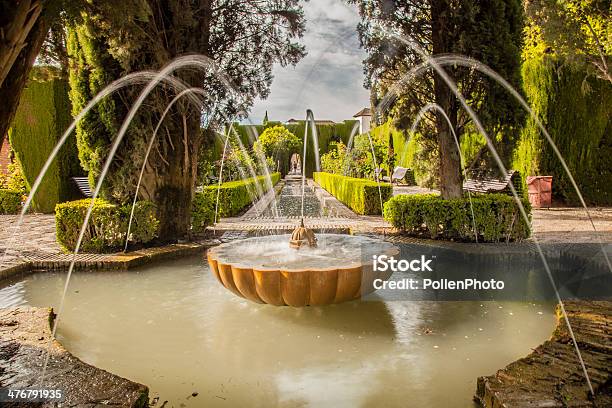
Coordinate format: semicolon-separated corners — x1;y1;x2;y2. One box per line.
0;255;555;407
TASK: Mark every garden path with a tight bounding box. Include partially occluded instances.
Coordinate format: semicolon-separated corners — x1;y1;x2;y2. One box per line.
0;202;610;277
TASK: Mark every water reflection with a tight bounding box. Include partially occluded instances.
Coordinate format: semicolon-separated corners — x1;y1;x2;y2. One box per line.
0;256;554;407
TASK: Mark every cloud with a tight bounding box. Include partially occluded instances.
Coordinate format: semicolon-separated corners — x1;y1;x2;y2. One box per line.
246;0;370;124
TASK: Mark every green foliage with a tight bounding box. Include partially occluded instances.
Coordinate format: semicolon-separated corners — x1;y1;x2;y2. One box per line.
66;0;307;226
384;194;531;242
67;22;144;203
198;130;279;186
192;173;281;231
313;172;392;215
525;0;611;81
350;0;525;197
0;189;23;214
0;162;28;193
321;141;348;175
253;126;301;175
8;71;79;213
513;56;612;204
233;121;359;176
55;198;159;253
369;121;440;188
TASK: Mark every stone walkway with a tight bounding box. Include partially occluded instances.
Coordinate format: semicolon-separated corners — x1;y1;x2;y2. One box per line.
1;192;610;277
0;214;61;272
531;207;612;243
0;214;216;279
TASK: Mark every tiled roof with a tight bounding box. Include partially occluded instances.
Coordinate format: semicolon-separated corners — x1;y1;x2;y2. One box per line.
353;107;371;117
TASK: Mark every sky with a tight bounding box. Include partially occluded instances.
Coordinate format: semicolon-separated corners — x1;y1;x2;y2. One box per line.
246;0;370;124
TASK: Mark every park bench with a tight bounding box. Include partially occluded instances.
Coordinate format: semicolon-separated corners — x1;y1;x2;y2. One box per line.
381;166;416;185
72;177;93;198
463;169;523;196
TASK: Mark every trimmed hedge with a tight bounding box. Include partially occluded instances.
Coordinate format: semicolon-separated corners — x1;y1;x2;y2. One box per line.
55;199;159;253
0;190;22;214
513;56;612;205
192;173;281;230
313;172;393;215
384;194;531;242
9;70;80;213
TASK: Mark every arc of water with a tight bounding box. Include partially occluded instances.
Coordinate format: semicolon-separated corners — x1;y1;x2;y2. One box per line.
300;110;311;218
0;71;200;266
306;110;321;173
214;125;233;226
240;120;280;218
126;89;268;246
341;121;361;177
410;103;478;242
366;132;386;215
229;125;270;211
40;55;241;384
124;87;209;252
383;32;594;395
379;53;610;272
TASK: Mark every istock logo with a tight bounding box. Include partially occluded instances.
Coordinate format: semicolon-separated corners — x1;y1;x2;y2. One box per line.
372;255;434;272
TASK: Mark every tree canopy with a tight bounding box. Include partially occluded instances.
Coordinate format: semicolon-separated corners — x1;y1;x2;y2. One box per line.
525;0;611;82
254;125;301;175
67;0;305;239
349;0;525;197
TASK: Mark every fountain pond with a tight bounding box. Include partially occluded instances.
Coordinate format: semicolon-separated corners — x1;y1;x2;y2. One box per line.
0;253;557;407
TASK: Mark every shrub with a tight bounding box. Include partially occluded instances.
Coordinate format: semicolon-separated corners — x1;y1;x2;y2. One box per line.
232;120;359;177
383;193;531;242
313;172;392;215
55;199;159;253
253;125;301;175
0;190;23;214
192;173;281;230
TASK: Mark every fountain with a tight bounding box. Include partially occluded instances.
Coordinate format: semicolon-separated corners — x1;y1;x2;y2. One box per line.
207;220;398;306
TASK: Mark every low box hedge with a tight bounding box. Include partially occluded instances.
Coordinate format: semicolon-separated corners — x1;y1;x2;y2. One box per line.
55;198;159;253
0;189;23;214
192;172;281;230
384;193;531;242
313;172;392;215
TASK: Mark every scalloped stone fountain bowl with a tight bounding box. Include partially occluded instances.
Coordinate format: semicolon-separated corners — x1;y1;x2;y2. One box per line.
206;234;399;306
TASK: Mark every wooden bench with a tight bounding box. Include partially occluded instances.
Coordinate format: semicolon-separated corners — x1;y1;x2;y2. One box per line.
381;166;416;185
463;170;523;196
72;177;93;198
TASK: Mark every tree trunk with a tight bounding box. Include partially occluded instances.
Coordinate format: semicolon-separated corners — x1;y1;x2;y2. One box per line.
431;0;463;199
0;0;48;147
150;110;202;242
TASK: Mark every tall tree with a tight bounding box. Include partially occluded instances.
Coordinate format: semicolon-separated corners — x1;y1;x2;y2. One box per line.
0;1;51;147
68;0;305;240
349;0;524;198
525;0;611;83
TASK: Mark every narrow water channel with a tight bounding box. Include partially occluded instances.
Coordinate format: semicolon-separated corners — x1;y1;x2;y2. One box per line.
261;177;322;217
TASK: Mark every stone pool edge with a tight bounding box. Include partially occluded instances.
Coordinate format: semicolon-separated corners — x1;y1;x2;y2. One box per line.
0;240;218;281
0;307;149;407
474;300;612;407
2;235;610;406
